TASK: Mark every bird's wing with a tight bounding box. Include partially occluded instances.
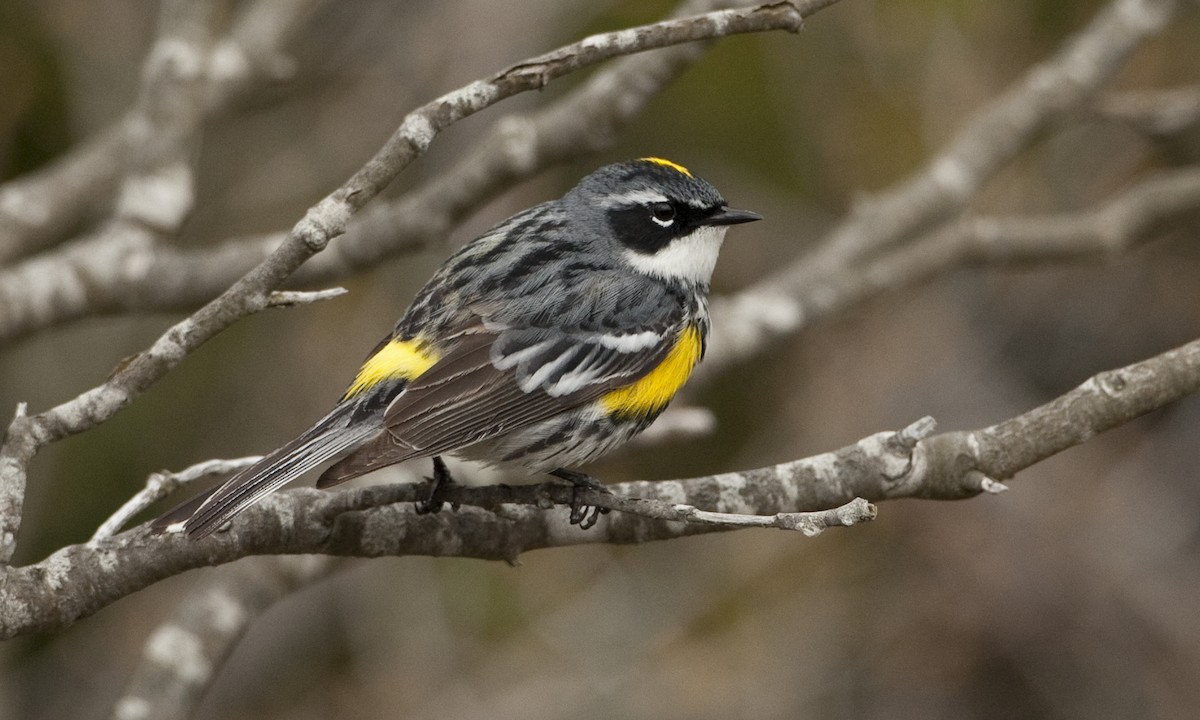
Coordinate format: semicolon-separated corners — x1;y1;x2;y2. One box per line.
318;285;691;486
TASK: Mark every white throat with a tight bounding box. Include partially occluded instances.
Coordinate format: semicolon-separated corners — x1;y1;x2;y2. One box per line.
622;225;727;283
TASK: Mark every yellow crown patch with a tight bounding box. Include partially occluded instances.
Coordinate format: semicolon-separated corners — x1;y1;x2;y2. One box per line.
638;157;692;178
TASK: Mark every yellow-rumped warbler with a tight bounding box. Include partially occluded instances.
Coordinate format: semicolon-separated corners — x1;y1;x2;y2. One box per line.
155;158;760;538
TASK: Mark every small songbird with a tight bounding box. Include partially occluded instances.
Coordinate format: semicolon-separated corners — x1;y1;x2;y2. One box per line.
154;158;760;538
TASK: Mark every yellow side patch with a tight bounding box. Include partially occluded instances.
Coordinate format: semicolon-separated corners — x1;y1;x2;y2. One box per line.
344;337;439;398
601;326;702;419
639;156;692;178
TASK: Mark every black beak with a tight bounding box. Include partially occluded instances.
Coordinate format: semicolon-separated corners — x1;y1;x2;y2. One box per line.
706;206;763;226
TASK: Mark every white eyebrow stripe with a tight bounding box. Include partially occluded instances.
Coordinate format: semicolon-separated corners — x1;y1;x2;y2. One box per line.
600;189;669;208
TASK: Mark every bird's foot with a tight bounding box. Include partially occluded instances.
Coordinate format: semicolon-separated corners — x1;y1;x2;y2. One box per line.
549;469;612;530
416;456;459;515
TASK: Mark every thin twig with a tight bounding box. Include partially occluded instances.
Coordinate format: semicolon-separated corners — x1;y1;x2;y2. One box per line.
90;457;259;543
266;287;348;308
667;498;876;535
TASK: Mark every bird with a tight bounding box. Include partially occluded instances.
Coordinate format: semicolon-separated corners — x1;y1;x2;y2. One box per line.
153;157;760;539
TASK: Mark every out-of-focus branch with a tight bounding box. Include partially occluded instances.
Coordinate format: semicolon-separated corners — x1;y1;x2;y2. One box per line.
776;0;1180;293
1094;84;1200;135
0;1;826;563
207;0;323;106
5;332;1199;639
0;0;323;265
0;125;127;263
108;463;425;719
705;165;1200;378
0;0;221;564
0;0;764;344
108;555;337;720
700;0;1184;378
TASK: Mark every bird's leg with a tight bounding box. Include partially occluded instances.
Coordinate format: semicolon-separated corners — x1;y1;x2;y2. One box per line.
416;456;458;515
549;468;612;529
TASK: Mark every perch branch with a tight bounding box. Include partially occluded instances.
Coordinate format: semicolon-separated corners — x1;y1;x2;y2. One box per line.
3;331;1198;638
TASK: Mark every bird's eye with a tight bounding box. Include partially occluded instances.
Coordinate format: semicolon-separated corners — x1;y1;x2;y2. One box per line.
650;202;675;226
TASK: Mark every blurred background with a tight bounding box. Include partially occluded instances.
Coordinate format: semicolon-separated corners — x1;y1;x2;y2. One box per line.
3;0;1200;718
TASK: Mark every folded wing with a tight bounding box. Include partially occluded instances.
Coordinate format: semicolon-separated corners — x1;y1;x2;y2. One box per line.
317;316;680;486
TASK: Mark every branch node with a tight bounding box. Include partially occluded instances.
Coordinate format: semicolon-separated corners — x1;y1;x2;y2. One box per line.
970;471;1009;495
293;197;352;251
534;485;556;510
1093;369;1129;397
877;417;936;485
838;497;878;525
758;1;805;33
671;503;698;518
895;415;937;451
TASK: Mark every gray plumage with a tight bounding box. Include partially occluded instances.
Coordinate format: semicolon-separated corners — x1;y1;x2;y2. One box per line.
155;159;759;539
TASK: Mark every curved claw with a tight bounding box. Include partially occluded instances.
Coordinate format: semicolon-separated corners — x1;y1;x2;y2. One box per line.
415;456;457;515
552;468;612;529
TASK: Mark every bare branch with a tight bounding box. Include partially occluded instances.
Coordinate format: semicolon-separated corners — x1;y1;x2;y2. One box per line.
785;0;1180;281
914;338;1200;499
0;0;221;564
654;497;875;535
0;0;324;264
703;161;1200;380
0;125;128;264
1094;83;1200;135
808;166;1200;321
90;457;260;543
4;331;1198;638
265;287;348;308
206;0;325;106
109;555;336;720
